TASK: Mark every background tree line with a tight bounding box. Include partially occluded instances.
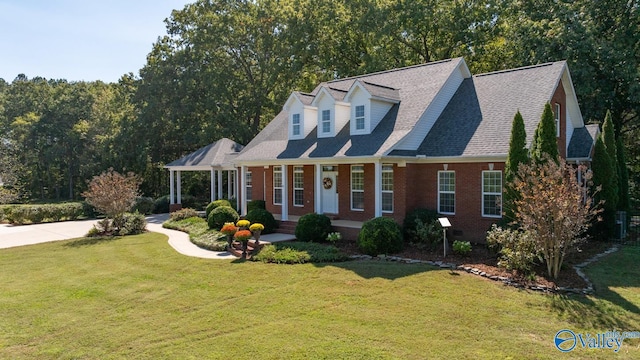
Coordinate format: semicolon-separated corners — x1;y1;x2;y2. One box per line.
0;0;638;207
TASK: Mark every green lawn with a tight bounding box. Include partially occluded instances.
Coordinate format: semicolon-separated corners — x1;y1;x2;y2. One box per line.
0;233;638;359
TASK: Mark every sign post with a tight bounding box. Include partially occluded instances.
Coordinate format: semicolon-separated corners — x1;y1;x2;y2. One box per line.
438;217;451;258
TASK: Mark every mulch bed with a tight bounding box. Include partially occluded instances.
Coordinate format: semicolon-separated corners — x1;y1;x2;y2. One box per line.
335;240;614;290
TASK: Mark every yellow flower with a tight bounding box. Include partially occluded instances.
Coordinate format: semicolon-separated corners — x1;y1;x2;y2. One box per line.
250;223;264;232
236;219;250;228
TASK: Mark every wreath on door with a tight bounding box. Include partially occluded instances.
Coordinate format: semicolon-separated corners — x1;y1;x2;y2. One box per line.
323;177;333;189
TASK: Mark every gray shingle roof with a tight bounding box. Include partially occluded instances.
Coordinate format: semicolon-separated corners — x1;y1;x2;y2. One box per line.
361;81;400;102
166;138;244;168
235;58;462;162
567;124;598;159
392;62;567;157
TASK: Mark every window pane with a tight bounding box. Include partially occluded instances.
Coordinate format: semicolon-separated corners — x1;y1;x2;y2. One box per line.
356;118;365;130
382;192;393;212
274;188;282;205
355;105;365;117
294;189;303;206
439;193;455;214
482;171;502;217
352;192;364;210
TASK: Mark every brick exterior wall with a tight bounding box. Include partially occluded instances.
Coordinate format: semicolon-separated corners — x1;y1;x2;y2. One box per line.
552;80;567;158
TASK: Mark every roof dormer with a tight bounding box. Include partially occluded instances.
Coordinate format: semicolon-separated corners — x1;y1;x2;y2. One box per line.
344;80;400;135
311;87;350;138
283;91;316;140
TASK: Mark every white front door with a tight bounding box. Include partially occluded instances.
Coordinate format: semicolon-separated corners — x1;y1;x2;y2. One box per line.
321;171;338;214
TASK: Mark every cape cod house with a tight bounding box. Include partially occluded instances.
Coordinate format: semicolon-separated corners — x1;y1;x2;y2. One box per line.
172;58;597;242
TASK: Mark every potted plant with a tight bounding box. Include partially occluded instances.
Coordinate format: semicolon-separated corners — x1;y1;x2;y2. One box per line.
220;222;238;250
249;223;264;246
234;229;253;258
236;219;250;230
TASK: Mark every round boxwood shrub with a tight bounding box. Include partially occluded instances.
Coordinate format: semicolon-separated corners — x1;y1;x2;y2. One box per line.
132;196;154;215
207;205;239;230
403;208;439;243
245;208;277;234
295;213;332;242
247;200;266;213
153;195;170;214
358;217;403;256
205;199;232;218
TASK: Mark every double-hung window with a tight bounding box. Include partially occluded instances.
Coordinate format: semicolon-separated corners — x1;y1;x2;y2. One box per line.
321;109;331;134
292;113;301;136
293;166;304;207
438;171;455;214
355;105;365;131
273;166;283;205
555;103;561;137
245;171;252;202
351;165;364;210
381;164;393;212
482;171;502;217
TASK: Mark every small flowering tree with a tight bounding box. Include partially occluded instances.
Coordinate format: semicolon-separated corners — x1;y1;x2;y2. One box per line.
513;155;600;279
82;168;140;233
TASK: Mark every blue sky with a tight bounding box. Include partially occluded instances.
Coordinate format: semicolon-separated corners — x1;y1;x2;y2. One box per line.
0;0;192;83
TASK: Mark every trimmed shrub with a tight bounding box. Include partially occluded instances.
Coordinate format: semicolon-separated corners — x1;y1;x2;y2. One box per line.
132;196;154;214
205;199;232;218
245;208;278;234
169;208;199;221
247;200;266;212
207;205;239;230
452;240;472;256
295;213;332;242
358;217;403;256
403;208;439;243
82;201;98;218
153;195;170;214
252;242;348;264
486;224;539;274
117;212;147;236
1;203;84;224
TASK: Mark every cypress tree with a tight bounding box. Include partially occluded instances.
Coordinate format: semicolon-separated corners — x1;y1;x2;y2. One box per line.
591;135;617;238
503;110;528;223
531;103;558;164
601;110;619;208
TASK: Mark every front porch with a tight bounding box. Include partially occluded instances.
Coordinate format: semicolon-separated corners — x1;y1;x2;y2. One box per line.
274;214;364;241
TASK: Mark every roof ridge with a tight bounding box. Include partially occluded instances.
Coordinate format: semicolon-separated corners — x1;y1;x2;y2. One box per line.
361;80;398;91
326;58;456;83
475;61;564;78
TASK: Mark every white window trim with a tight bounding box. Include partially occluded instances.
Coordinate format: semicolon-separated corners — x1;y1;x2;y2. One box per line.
245;171;252;202
381;164;393;213
482;170;502;218
273;166;283;205
438;170;455;215
351;164;364;211
293;166;304;207
321;109;331;134
355;105;365;131
555;103;561;138
292;113;301;136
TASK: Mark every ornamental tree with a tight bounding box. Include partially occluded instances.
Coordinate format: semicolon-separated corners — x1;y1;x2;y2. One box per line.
513;155;599;279
82;169;140;231
503;110;528;223
531;103;559;164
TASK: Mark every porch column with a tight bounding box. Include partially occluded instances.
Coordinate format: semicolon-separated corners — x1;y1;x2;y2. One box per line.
210;169;215;202
227;170;232;199
240;166;247;216
315;163;322;213
281;164;289;221
176;170;182;205
374;161;382;217
234;170;239;208
217;170;223;200
169;169;175;205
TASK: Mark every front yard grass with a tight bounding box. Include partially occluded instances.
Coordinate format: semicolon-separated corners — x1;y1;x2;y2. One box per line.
0;233;638;359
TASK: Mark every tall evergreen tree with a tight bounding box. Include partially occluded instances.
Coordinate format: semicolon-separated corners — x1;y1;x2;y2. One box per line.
503;110;528;223
591;135;617;238
601;110;619;209
531;103;559;164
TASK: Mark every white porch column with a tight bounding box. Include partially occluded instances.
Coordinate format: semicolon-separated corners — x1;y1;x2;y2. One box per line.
374;161;382;217
240;166;247;216
227;170;232;199
169;169;175;205
234;170;239;206
315;163;322;213
217;170;223;200
210;169;215;202
281;164;289;221
176;171;182;204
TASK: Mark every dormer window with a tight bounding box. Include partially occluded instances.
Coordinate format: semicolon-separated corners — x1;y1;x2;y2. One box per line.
292;113;301;136
321;109;331;133
355;105;365;130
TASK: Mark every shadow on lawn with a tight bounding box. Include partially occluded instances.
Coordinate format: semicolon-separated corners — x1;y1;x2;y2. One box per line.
315;260;441;280
63;236;121;247
550;294;638;330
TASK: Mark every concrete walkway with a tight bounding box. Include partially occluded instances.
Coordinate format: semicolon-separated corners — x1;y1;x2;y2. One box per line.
0;214;295;259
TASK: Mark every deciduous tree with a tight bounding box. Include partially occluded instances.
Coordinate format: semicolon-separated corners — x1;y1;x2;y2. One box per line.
82;169;140;232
